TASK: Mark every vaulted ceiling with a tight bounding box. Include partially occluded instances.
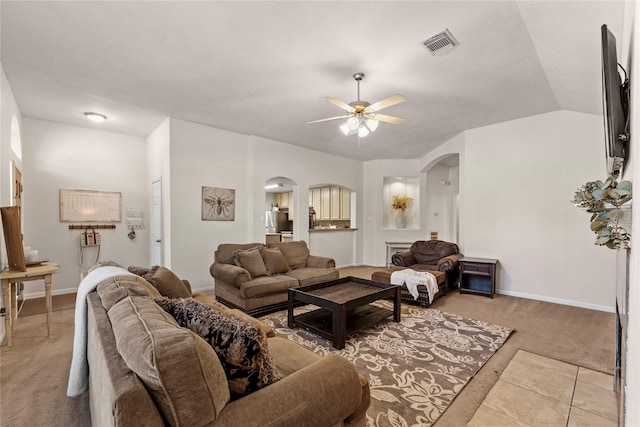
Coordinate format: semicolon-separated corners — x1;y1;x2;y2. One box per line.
1;1;626;161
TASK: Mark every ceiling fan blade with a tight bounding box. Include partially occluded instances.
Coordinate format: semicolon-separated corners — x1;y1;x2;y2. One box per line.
326;97;355;113
372;114;406;125
365;95;405;113
307;115;350;124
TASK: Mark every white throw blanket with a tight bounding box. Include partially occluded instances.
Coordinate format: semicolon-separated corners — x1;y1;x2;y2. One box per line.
390;269;439;304
67;266;134;397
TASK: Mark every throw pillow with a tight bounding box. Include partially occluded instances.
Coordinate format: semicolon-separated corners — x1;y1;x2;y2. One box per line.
268;241;309;270
143;266;192;299
155;296;282;398
260;247;290;275
192;293;276;338
232;247;268;278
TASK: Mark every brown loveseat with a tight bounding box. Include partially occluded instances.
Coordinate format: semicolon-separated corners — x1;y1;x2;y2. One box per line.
211;240;338;316
86;270;369;426
391;240;463;289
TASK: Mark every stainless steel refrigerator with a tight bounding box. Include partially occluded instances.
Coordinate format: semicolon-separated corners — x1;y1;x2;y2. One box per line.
265;210;291;233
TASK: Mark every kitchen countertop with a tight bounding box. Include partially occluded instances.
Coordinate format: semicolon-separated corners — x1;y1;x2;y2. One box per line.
308;228;358;232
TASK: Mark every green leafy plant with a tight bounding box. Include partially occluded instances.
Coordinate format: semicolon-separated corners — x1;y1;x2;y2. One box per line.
391;195;413;212
571;176;632;250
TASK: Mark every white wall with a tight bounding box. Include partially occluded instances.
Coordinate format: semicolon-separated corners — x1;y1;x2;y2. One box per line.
21;118;149;295
250;135;363;265
166;118;253;290
426;164;453;241
146;118;171;265
159;121;364;289
0;66;23;255
362;159;426;266
622;1;638;423
423;111;616;311
0;64;23;343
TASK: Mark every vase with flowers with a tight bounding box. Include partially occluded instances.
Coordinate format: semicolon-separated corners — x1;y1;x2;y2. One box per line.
571;175;632;250
391;195;413;229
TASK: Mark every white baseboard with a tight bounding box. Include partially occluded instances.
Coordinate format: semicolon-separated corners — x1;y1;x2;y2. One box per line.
497;289;615;313
22;287;78;299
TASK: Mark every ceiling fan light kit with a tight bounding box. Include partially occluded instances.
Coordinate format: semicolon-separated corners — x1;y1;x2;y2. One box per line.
308;72;406;138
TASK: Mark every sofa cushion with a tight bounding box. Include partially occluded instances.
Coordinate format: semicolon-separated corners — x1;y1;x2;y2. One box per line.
155;297;282;399
239;275;299;299
108;295;229;427
233;247;268;278
285;268;339;287
260;247;291;275
268;241;310;270
142;266;192;299
97;275;161;311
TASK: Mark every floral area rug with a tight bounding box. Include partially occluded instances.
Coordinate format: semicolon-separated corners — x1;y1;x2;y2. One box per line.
261;301;513;427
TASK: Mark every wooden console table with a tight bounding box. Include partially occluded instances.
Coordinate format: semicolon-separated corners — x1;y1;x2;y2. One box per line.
1;262;59;346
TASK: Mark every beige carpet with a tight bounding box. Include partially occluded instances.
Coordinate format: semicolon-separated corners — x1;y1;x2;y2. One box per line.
0;266;615;426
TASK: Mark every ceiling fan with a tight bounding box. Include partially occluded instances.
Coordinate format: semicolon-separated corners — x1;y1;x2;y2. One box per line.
308;72;406;138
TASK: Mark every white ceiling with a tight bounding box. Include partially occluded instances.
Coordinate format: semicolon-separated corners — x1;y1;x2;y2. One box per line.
0;1;626;161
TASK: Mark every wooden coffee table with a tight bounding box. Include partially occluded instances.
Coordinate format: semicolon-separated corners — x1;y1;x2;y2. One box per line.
288;276;401;349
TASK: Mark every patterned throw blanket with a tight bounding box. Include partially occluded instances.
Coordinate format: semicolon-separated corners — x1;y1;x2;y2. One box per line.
390;268;439;303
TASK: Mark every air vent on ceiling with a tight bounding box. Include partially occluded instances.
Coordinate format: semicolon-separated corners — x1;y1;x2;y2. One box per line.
421;29;459;56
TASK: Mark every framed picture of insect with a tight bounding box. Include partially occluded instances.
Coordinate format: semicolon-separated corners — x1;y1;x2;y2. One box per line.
202;186;235;221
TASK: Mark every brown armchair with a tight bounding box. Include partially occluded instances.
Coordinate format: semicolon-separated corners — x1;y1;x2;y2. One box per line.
391;240;463;290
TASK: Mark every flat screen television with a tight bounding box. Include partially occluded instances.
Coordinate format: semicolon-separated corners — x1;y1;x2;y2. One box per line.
601;24;630;177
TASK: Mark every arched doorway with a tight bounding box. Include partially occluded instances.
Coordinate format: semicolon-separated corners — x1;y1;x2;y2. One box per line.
265;176;297;244
424;154;459;243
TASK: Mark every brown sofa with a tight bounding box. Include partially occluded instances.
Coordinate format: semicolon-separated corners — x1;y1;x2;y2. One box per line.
211;240;338;316
87;271;369;427
391;240;463;290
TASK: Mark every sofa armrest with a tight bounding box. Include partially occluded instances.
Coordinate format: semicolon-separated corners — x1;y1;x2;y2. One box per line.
391;251;416;267
436;253;464;272
209;262;251;289
306;255;336;269
216;355;366;426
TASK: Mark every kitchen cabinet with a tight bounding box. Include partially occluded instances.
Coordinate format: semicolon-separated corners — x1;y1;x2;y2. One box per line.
273;192;289;209
340;188;350;219
320;187;331;219
309;186;351;221
311;188;321;213
266;234;281;245
330;187;340;219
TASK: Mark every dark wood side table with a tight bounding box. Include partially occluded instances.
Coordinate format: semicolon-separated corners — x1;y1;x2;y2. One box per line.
458;257;498;298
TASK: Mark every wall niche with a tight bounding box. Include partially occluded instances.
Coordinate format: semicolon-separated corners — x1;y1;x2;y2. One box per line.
383;176;420;230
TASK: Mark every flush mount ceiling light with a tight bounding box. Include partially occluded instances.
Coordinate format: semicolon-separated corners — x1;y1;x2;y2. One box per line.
308;72;406;139
265;183;284;190
84;112;107;123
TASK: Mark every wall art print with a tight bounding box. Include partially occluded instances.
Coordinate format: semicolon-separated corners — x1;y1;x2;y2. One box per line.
202;186;235;221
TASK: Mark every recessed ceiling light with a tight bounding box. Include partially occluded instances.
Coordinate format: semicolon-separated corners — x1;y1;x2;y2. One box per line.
84;112;107;123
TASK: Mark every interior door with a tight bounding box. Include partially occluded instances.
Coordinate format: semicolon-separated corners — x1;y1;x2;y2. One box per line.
151;178;162;265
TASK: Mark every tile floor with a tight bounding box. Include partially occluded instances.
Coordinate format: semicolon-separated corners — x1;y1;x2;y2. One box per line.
468;350;618;426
